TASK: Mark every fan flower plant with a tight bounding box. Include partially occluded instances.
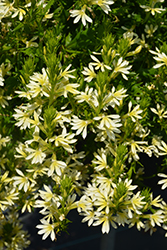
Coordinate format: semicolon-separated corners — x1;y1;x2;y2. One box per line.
1;0;167;248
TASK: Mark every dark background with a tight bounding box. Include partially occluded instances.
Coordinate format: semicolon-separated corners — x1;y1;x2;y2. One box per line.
23;207;167;250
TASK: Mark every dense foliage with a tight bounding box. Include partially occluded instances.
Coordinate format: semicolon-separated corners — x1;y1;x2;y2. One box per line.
1;0;167;248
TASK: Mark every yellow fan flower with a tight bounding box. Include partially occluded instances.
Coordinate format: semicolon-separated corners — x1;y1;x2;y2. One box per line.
13;169;36;192
48;154;66;176
11;7;26;21
150;103;167;119
26;147;46;164
112;57;132;80
59;64;76;80
36;219;56;241
70;5;92;26
149;210;164;227
150;47;167;68
63;83;80;98
49;128;77;153
93;212;117;233
71;115;91;139
158;173;167;189
144;24;158;38
82;64;96;82
157;141;167;156
90;54;111;72
13;106;30;129
94;114;121;129
92;149;108;171
140;1;165;16
91;0;114;14
127;101;143;122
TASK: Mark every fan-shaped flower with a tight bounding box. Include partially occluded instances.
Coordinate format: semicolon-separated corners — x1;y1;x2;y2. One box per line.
70;5;92;26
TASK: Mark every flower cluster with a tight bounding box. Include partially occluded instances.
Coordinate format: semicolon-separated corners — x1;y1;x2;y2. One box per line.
77;178;165;234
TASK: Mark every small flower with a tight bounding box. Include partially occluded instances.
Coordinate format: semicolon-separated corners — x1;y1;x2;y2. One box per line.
94;114;121;129
144;220;157;235
122;25;136;34
75;86;99;108
13;107;31;130
48;154;66;176
157;141;167;156
131;191;146;212
92;149;108;171
70;5;92;26
39;184;58;202
92;0;114;14
138;34;148;49
123;32;139;46
15;89;32;100
75;86;93;103
24;36;38;48
125;140;147;162
150;103;167;119
150;194;162;208
29;111;42;132
37;0;47;7
13;169;35;192
0;153;8;169
2;188;19;206
127;101;143;122
42;10;54;22
52;110;71;128
26;147;46;164
0;0;14;17
94;186;113;214
63;83;80;98
82;64;96;82
93;212;117;233
81;210;95;226
0;134;10;150
15;143;28;159
71;115;91;139
102;87;127;108
27;68;51;97
11;7;26;21
59;64;76;80
36;219;56;241
144;24;158;38
149;210;164;227
158;173;167;189
93;214;110;233
90;54;111;72
129;216;145;231
140;4;166;15
152;135;162;147
0;89;11;108
1;171;10;184
112;57;132;80
150;47;167;68
22;198;35;213
96;119;122;141
147;84;156;90
66;193;77;206
116;211;129;226
77;194;93;213
26;165;48;179
49;130;77;153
